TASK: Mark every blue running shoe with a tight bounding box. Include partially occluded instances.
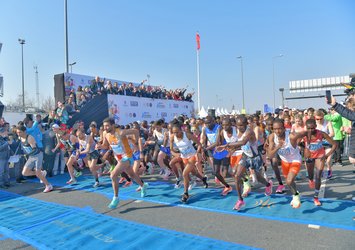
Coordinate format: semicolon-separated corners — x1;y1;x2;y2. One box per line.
140;183;149;197
108;197;119;209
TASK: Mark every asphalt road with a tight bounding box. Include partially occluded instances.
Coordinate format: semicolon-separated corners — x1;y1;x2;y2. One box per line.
0;160;354;250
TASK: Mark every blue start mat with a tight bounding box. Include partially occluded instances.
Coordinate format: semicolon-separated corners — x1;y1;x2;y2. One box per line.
0;190;256;250
38;173;355;231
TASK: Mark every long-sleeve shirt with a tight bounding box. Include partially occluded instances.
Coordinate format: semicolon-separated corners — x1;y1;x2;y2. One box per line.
332;102;355;157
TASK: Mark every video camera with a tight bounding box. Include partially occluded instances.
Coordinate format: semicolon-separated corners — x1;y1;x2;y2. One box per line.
344;73;355;95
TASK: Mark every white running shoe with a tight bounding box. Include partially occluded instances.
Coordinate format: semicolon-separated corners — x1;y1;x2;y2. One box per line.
40;170;47;183
188;180;197;191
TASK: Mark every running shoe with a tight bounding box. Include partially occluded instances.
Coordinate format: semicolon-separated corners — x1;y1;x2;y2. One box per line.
108;197;119;209
93;181;100;188
136;186;142;192
221;186;233;196
290;194;301;208
123;181;133;188
202;176;208;188
309;179;315;189
326;170;333;179
263;172;268;182
147;163;154;175
233;200;245;210
276;184;285;194
250;173;258;186
66;179;77;185
313;197;322;206
74;170;82;178
43;184;53;193
181;193;189;203
39;170;47;183
140;183;148;197
188;180;197;190
265;180;273;196
242;180;251;197
214;176;221;185
174;179;182;189
118;177;126;184
163;168;171;180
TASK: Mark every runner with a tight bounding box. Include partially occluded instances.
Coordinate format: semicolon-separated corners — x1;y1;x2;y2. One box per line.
201;116;220;184
76;128;102;187
303;118;336;206
267;119;306;208
101;118;148;209
222;116;273;210
170;122;208;203
214;117;234;196
314;110;335;179
16;125;52;193
264;117;285;194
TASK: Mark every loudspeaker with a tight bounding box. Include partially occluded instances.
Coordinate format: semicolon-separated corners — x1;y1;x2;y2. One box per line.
208;109;216;118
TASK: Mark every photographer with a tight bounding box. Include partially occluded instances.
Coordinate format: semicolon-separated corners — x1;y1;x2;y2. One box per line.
0;125;10;188
327;91;355;164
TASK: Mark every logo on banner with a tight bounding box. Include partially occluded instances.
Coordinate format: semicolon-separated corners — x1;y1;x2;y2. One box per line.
142;112;152;119
130;101;138;107
145;102;153;108
157;102;165;109
123;101;128;107
173;104;179;108
161;112;167;118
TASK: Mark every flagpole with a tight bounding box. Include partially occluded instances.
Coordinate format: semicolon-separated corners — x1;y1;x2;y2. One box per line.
197;47;200;113
196;32;201;113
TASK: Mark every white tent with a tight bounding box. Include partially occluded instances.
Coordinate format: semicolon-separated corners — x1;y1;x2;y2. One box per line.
198;106;208;118
216;107;222;116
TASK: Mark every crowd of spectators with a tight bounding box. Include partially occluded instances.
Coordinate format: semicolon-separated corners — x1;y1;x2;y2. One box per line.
71;76;194;107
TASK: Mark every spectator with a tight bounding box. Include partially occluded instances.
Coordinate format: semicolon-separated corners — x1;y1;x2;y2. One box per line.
56;101;70;125
106;81;115;94
76;86;84;103
77;94;87;109
324;107;344;166
84;86;92;100
0;133;10;189
48;110;59;126
328;94;355;164
112;82;119;94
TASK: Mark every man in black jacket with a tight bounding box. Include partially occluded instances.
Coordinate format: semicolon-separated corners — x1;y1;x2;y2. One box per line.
0;129;10;188
328;93;355;164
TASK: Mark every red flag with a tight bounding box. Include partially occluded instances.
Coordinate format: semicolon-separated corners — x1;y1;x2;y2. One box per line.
196;33;200;50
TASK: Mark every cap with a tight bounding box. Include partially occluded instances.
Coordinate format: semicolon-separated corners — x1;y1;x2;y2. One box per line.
52;124;60;129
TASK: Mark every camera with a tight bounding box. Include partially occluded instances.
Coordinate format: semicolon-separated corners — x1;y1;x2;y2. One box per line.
344;73;355;95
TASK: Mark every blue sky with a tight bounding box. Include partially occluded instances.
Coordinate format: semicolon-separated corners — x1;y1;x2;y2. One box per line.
0;0;354;113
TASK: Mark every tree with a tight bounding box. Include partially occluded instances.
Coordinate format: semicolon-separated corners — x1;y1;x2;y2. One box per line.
41;96;55;112
5;92;35;108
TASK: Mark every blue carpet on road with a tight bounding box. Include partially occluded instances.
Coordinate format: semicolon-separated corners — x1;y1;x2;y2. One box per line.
0;190;256;250
39;173;355;231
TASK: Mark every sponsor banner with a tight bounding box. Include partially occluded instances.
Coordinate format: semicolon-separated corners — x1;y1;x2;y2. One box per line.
107;94;194;125
63;73;141;98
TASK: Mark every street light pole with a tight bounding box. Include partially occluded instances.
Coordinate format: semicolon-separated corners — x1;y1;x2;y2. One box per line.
69;62;76;73
272;54;283;110
237;56;245;113
64;0;69;73
279;88;285;108
18;38;25;111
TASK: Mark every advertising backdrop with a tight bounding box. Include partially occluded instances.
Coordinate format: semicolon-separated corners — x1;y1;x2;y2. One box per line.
108;94;194;124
